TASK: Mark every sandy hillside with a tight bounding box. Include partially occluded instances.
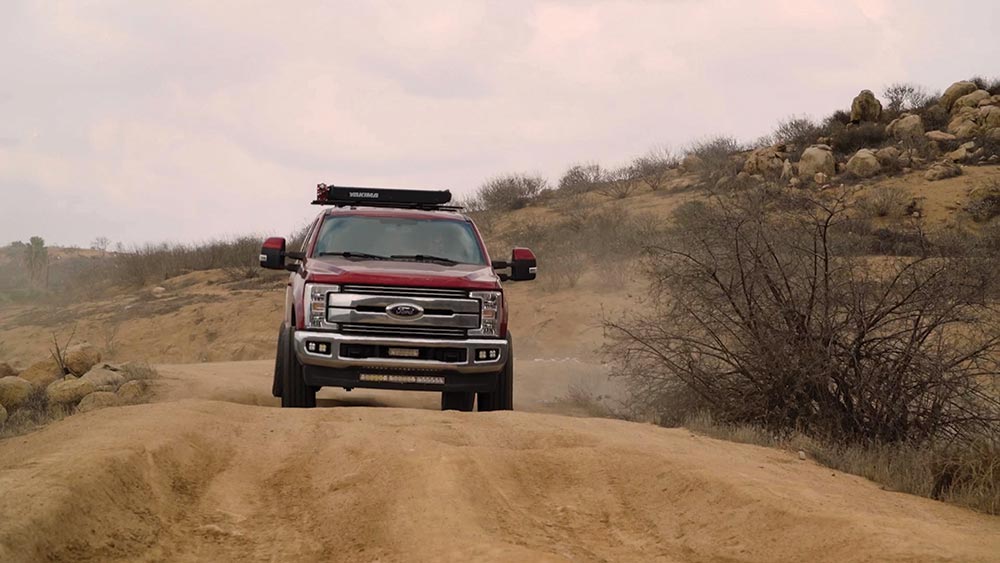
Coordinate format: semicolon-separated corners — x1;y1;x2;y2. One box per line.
1;361;998;562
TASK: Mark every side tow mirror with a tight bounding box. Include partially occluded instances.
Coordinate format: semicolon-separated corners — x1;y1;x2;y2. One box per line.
509;247;537;281
260;237;288;270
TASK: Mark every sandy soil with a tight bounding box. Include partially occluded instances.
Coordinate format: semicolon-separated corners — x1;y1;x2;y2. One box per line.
1;360;998;562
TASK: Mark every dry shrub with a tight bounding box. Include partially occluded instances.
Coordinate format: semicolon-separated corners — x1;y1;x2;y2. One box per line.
882;82;930;114
770;116;823;158
858;185;909;218
474;173;547;211
558;163;605;194
965;179;1000;223
605;187;1000;446
630;147;678;192
598;167;639;200
684;136;742;183
830;122;887;157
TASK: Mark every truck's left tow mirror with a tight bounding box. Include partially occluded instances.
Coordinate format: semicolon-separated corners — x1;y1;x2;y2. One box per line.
510;247;537;281
260;237;287;270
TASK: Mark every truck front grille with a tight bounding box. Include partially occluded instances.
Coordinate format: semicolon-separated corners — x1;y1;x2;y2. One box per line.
338;323;467;339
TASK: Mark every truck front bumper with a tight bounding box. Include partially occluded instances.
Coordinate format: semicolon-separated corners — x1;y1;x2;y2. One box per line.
293;331;507;373
293;331;507;392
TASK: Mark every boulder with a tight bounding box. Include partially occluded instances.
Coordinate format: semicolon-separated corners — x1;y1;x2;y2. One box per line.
46;377;96;405
850;90;882;123
0;376;33;409
116;379;147;402
940;81;978;111
875;146;901;166
981;105;1000;129
0;403;7;425
80;366;125;390
846;149;881;178
948;108;981;139
18;359;63;389
77;391;120;414
743;145;787;179
0;362;16;378
924;160;962;181
953;89;991;111
946;146;970;162
988;128;1000;143
886;114;924;142
797;145;836;179
925;130;957;142
63;343;102;376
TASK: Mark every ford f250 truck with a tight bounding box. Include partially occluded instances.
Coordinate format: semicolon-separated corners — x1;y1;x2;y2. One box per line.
261;185;536;411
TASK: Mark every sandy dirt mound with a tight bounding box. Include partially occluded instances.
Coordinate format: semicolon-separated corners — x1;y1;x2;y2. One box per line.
1;361;998;562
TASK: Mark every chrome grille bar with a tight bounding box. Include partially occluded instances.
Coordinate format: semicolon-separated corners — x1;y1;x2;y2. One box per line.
339;323;467;339
340;284;469;299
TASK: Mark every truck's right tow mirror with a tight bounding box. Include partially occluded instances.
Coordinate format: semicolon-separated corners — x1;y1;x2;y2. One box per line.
509;247;537;281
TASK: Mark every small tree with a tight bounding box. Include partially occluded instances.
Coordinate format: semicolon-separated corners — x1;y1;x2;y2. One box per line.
631;147;678;192
22;236;48;288
475;173;547;211
599;166;639;199
605;187;1000;444
882;83;930;114
558;163;604;193
90;237;111;256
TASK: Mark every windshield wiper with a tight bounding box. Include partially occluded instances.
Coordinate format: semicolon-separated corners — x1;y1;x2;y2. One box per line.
390;254;459;265
318;251;389;261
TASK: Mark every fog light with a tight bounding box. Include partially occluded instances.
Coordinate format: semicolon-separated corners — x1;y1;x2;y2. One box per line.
306;340;331;355
476;348;500;361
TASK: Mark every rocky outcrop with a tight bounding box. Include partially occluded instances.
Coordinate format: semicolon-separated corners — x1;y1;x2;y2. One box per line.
850;90;882;123
846;149;881;178
46;377;95;405
875;146;901;166
77;391;120;414
19;359;64;389
940;81;978;111
886;114;923;142
743;145;787;179
797;145;835;179
953;90;990;111
63;343;102;376
925;160;962;181
0;376;33;409
0;363;17;379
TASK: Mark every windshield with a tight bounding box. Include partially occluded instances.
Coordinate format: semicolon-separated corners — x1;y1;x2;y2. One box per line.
313;215;486;265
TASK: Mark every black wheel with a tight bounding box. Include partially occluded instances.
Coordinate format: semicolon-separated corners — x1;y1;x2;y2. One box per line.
272;323;287;398
441;392;475;411
281;327;317;408
478;336;514;412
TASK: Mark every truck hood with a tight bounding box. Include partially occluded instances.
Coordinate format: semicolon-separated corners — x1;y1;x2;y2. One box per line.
304;257;501;290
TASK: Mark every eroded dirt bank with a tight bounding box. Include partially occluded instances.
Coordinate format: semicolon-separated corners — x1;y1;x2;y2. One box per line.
0;361;998;562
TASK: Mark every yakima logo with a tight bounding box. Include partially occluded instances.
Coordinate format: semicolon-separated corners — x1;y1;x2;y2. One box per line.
349;191;379;199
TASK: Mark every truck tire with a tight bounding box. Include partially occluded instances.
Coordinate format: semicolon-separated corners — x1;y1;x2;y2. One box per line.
272;323;287;398
441;392;474;411
281;327;317;408
478;336;514;412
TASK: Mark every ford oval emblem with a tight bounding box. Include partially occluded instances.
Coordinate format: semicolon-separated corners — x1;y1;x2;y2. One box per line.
387;303;424;320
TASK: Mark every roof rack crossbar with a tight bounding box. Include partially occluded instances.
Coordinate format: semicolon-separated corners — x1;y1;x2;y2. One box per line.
312;184;462;211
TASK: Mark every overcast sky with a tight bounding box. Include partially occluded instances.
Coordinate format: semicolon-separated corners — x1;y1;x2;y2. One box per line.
1;1;998;247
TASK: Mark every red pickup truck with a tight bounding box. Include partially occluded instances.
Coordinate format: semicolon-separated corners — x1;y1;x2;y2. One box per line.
261;185;536;411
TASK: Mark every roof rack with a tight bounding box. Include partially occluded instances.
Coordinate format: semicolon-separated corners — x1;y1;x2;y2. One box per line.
312;184;463;211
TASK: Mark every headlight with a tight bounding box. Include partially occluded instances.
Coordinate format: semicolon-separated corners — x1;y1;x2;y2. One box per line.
469;291;502;337
305;284;340;329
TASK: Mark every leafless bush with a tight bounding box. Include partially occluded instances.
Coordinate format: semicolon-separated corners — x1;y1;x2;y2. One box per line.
114;235;263;286
965;179;1000;223
598;167;639;199
684;136;742;183
858;185;909;218
558;162;605;194
771;116;823;157
969;75;1000;96
474;173;547;211
630;147;678;192
830;122;888;157
604;187;1000;445
882;83;930;114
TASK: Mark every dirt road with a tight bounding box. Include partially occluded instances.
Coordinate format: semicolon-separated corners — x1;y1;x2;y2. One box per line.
1;361;998;562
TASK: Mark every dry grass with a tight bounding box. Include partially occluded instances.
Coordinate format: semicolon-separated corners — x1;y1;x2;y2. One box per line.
684;412;999;515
